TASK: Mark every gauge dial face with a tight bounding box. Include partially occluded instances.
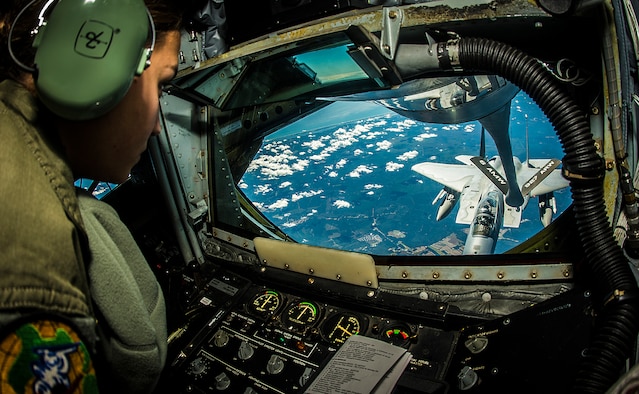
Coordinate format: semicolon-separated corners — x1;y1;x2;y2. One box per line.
381;324;412;347
285;301;320;327
323;313;363;345
249;290;282;316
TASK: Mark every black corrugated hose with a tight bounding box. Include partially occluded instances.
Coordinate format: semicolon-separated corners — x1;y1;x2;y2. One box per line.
453;38;639;393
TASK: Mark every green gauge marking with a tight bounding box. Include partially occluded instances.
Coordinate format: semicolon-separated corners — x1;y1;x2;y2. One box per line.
381;324;412;347
286;301;320;326
250;290;282;315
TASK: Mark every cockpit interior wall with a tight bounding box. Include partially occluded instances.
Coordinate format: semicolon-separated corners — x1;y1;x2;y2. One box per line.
90;0;639;392
455;35;637;394
222;0;377;46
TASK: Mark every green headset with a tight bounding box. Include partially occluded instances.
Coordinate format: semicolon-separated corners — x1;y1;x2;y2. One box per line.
9;0;155;120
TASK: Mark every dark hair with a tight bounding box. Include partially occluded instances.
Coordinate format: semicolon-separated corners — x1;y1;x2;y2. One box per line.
0;0;205;81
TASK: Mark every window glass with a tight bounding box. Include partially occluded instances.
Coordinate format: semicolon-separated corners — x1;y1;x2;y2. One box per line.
219;40;388;110
239;90;570;256
74;179;118;200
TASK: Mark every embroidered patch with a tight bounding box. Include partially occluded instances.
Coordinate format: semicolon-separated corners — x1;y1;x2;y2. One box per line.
0;320;98;393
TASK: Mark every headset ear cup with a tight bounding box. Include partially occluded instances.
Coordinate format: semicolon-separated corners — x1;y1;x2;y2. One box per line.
33;0;152;121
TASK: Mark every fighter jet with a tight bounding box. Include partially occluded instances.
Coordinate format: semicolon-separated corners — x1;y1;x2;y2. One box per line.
412;152;569;254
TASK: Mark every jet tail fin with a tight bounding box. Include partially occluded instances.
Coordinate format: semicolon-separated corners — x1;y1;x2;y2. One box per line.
480;126;486;158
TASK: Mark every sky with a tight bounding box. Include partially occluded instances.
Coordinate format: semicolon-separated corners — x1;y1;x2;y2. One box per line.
275;101;390;138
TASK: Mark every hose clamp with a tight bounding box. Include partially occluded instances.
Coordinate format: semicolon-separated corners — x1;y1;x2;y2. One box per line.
603;288;639;308
561;168;604;181
561;157;606;182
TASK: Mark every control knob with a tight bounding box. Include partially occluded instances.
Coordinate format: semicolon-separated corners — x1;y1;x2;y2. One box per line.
238;340;255;360
188;356;210;378
299;366;314;386
213;329;230;347
215;372;231;391
266;354;285;375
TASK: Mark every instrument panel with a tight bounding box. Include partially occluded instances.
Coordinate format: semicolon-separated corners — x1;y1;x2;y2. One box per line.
163;264;593;394
249;289;371;346
165;267;456;393
244;288;426;352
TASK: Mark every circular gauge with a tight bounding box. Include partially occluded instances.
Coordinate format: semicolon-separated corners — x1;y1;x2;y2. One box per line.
285;300;320;327
381;324;413;347
322;312;365;345
249;290;282;316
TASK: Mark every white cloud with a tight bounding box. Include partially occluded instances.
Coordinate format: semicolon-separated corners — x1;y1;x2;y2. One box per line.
246;140;308;179
348;165;375;177
255;184;273;195
267;198;289;210
292;190;323;202
442;125;461;131
386;162;404;172
333;200;351;208
309;153;330;162
335;159;348;169
302;140;325;150
291;159;309;171
376;140;392;151
361;130;386;140
279;181;292;188
281;216;309;228
397;150;418;161
386;119;416;133
413;132;438;142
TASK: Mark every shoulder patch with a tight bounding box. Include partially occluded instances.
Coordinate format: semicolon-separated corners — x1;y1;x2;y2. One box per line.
0;319;98;393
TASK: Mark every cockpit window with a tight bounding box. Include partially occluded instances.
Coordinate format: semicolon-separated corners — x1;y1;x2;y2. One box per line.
290;45;370;84
180;32;391;111
74;179;118;199
170;32;573;256
238;89;571;256
222;41;387;109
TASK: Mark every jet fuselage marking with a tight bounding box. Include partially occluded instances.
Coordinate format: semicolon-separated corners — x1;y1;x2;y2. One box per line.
521;159;561;195
471;156;508;193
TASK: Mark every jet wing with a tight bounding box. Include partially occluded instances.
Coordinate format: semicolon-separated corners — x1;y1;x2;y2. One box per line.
411;160;477;194
412;156;490;225
518;159;569;196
